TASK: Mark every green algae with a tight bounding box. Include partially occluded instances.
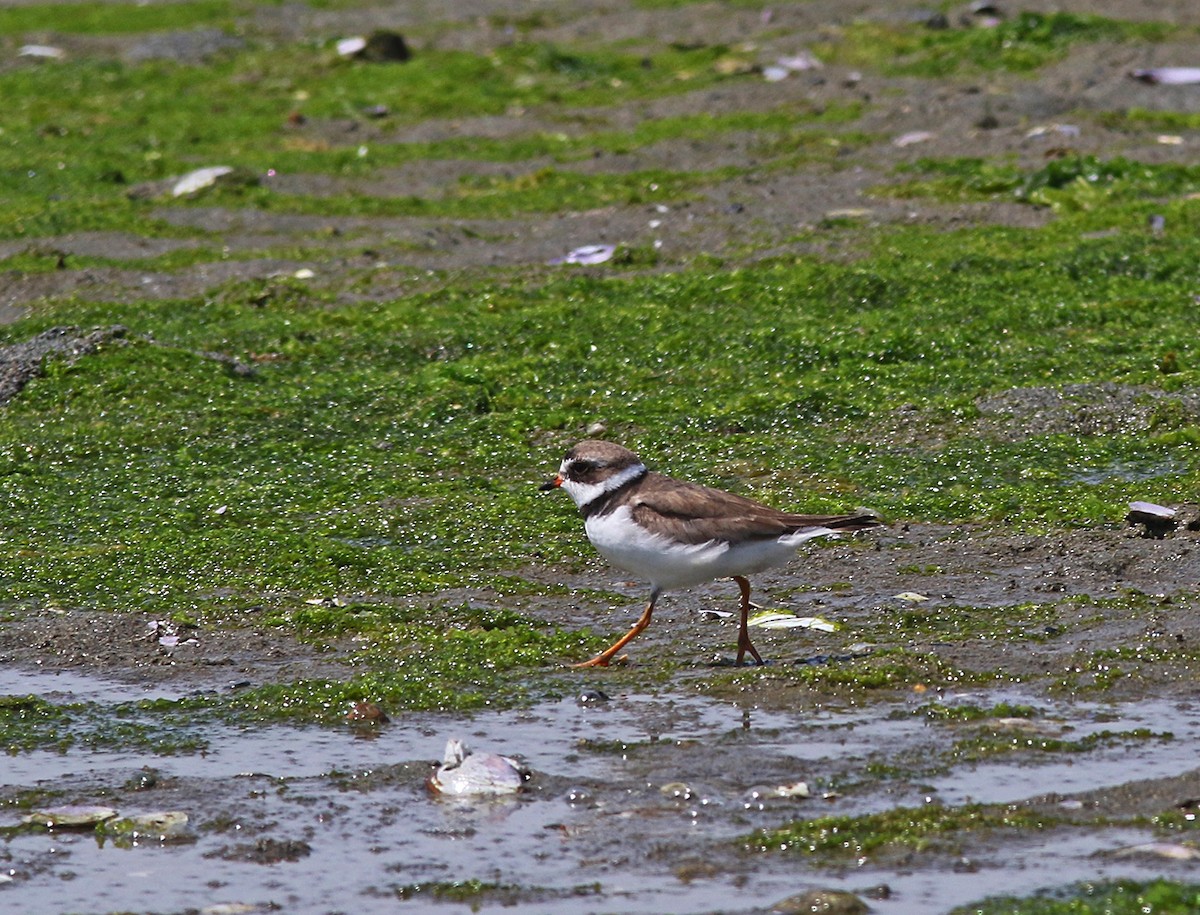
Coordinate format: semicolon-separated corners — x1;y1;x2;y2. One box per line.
748;802;1050;857
952;880;1200;915
949;727;1172;763
0;38;752;239
391;879;603;908
710;649;976;698
890;155;1200;211
3;2;1200;730
0;0;241;35
917;701;1041;722
3;231;1199;622
0;693;207;755
818;13;1172;77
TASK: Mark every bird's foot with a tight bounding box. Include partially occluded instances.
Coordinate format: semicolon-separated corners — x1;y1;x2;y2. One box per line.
571;653;628;669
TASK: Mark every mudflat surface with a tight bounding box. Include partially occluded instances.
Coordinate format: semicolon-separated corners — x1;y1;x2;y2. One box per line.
2;2;1200;914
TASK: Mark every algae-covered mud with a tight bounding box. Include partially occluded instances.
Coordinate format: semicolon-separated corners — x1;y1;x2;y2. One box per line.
2;1;1200;912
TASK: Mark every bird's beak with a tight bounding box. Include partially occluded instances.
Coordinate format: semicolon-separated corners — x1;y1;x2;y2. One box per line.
539;473;563;491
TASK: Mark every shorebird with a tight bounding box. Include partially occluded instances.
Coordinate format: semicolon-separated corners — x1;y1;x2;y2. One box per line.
541;440;880;666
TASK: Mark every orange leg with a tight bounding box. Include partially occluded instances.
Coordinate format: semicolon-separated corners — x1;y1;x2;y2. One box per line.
573;588;659;668
734;576;764;666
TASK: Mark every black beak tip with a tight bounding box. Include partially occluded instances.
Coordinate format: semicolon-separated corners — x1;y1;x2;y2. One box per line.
538;480;557;491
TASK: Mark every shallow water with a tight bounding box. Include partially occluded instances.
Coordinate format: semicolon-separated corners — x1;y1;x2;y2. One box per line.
1;666;1196;914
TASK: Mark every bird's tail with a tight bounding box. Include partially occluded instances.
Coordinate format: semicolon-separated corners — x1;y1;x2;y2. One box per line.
790;511;882;534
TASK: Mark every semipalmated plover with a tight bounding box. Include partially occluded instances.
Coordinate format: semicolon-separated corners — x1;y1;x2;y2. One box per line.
541;440;880;667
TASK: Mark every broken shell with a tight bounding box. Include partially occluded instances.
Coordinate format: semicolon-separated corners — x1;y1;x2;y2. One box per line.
748;611;838;632
19;44;66;60
548;244;616;266
776;52;822;72
772;888;869;915
171;165;234;198
743;782;810;809
1130;67;1200;86
1127;501;1178;539
1025;124;1080;139
24;805;118;828
660;781;694;800
428;739;526;796
774;781;811;798
1111;842;1200;861
100;811;191;840
893;131;934;147
336;36;368;57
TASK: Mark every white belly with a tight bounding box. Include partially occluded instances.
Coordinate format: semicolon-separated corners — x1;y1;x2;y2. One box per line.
584;506;835;591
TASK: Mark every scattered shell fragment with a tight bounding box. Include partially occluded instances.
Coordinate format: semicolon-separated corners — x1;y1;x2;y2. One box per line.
771;888;869;915
743;782;811;810
293;268;315;279
1130;67;1200;86
1025;123;1080;139
548;244;615;266
305;596;347;607
24;805;118;828
1111;842;1200;861
985;717;1062;736
100;811;191;840
19;44;65;60
776;52;822;72
428;739;526;797
894;591;930;602
774;781;811;798
1129;500;1175;519
1127;501;1178;538
824;208;872;220
761;52;823;82
893;130;934;147
747;611;838;632
171;165;234;198
336;36;368;57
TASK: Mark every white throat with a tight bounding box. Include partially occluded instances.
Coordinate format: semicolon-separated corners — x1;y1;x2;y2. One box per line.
560;461;647;510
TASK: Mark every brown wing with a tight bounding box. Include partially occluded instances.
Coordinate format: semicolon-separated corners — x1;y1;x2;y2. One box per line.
628;473;878;545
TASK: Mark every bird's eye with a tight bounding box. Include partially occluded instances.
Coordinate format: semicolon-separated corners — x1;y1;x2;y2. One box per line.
571;459;598;475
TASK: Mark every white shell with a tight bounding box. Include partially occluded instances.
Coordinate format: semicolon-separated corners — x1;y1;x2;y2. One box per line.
336;37;367;57
428;739;525;796
19;45;65;59
1130;67;1200;86
24;805;117;827
171;166;234;198
747;612;838;632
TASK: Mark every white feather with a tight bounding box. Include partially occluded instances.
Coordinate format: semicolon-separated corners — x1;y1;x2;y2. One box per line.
585;504;838;590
